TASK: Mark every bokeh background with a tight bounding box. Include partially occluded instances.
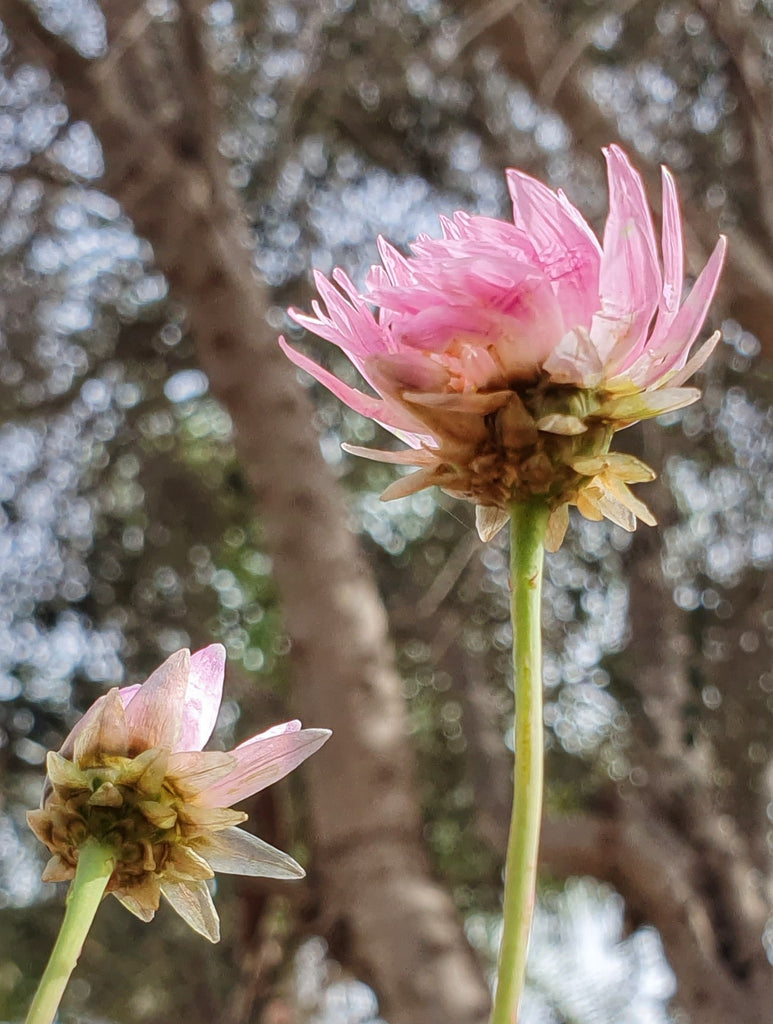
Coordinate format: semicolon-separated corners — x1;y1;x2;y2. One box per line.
0;1;771;1022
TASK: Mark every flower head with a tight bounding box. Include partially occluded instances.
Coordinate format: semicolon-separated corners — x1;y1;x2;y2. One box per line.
280;146;726;548
28;645;330;942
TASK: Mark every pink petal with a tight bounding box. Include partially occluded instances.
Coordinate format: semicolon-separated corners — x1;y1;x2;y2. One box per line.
658;166;685;317
507;169;601;327
251;719;302;740
624;236;727;387
289;270;390;358
612;165;685;376
123;648;191;754
341;443;437;465
279;336;427;435
595;145;661;364
196;725;331;807
373;236;417;288
175;644;226;753
118;684;141;706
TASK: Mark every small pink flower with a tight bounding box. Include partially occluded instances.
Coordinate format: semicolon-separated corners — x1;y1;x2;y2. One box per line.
280;146;726;546
28;645;330;942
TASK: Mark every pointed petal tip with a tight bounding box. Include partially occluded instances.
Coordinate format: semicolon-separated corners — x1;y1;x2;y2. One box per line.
195;827;307;880
475;505;510;542
161;880;221;943
192;642;226;664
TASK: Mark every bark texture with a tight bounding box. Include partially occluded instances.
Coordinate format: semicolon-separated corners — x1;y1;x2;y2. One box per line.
0;3;491;1021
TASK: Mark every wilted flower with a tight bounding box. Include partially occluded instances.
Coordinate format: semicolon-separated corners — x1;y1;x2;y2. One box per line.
28;645;330;942
280;146;726;548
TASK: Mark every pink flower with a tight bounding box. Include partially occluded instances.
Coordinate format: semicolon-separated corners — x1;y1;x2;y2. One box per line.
28;645;330;942
280;146;726;546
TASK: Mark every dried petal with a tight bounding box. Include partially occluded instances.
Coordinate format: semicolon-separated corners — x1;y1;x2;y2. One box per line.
176;804;248;835
41;855;75;883
165;845;215;882
476;505;510;543
88;782;124;808
545;504;570;553
72;688;129;766
166;751;236;799
113;876;162;922
137;800;178;829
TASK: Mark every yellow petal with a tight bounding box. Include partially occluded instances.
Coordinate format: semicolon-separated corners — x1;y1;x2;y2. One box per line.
138;800;178;829
593;483;637;532
596;387;700;424
570;455;607;477
46;752;89;791
575;489;604;522
164;845;215;882
603;452;656;483
177;804;247;836
604;475;657;526
118;747;169;795
88;782;124;808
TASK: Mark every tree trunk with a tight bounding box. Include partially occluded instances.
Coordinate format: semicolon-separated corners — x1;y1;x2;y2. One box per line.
0;2;491;1021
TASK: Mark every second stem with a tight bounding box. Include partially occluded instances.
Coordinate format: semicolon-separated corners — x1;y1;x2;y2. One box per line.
25;839;115;1024
491;500;549;1024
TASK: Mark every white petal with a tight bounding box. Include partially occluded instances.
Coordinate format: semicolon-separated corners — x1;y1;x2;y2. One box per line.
114;893;156;922
663;330;721;389
544;504;570;553
160;880;220;943
475;505;510;542
535;413;587;436
543;327;604;387
195;827;305;879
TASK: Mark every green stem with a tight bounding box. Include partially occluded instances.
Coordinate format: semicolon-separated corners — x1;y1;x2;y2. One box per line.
490;501;549;1024
26;841;115;1024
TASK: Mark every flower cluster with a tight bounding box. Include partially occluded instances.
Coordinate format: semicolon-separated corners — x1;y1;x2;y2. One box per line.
28;645;330;942
280;146;726;548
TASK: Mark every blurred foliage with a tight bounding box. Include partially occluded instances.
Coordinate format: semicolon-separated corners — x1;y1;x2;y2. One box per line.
0;0;772;1022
